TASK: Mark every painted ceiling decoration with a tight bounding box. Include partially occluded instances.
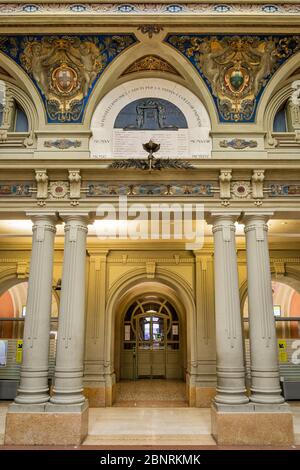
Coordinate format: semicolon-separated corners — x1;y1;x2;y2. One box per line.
0;34;137;123
121;55;180;76
0;4;299;16
165;34;300;122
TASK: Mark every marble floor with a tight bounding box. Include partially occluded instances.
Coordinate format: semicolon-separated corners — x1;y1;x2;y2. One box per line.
0;400;299;447
114;379;188;407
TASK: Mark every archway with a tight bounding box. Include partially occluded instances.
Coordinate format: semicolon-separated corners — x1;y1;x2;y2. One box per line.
106;269;196;405
242;277;300;339
0;279;59;339
119;293;183;380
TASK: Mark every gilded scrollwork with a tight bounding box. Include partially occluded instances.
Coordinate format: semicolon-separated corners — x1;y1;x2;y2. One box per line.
166;34;300;122
0;34;136;123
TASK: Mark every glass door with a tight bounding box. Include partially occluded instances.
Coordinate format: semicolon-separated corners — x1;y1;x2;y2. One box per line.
136;314;166;378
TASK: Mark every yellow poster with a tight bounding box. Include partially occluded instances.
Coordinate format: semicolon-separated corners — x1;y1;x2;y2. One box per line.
16;340;23;364
278;340;288;363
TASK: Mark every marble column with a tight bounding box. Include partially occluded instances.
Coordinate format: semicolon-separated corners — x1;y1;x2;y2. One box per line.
14;213;57;406
211;213;248;405
49;214;89;407
243;213;284;404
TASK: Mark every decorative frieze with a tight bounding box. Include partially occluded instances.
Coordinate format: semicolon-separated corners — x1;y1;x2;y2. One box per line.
44;139;82;150
219;139;258;149
0;4;299;16
0;182;32;197
267;183;300;197
86;182;214;197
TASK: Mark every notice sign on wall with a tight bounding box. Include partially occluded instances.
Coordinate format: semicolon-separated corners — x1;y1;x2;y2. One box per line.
0;340;8;367
278;339;288;363
16;340;23;364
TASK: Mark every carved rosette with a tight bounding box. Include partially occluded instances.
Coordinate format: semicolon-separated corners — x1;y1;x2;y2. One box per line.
49;181;69;199
231;181;251;199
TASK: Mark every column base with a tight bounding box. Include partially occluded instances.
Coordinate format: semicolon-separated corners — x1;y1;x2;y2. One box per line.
187;384;216;407
4;401;89;446
211;402;294;446
83;383;115;407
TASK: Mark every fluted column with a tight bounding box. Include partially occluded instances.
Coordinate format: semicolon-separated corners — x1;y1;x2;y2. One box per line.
243;213;284;404
50;214;89;406
211;213;248;405
14;213;57;405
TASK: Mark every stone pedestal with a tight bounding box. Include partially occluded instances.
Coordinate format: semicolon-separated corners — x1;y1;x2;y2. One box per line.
4;401;89;446
83;384;115;407
211;403;294;446
187;383;216;407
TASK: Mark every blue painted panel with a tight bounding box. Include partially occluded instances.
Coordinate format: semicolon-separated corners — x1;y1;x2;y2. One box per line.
114;98;188;130
165;34;300;123
0;34;137;124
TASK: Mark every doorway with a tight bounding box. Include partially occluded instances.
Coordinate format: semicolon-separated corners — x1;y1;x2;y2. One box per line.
120;297;182;380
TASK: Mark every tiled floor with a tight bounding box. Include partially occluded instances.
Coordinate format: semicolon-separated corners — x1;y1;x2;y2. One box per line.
114;379;188;407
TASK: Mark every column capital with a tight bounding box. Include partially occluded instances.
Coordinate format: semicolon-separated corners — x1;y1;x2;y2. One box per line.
241;211;274;225
207;211;241;226
26;211;58;225
59;212;93;226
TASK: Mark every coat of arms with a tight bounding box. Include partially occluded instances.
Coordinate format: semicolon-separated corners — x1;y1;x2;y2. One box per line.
166;34;300;122
0;35;136;122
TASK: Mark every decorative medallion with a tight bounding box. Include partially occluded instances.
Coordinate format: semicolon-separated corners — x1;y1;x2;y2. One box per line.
231;181;251;198
44;139;82;149
0;34;137;123
49;181;69;199
122;55;180;76
51;63;79;95
165;34;300;122
219;139;258;149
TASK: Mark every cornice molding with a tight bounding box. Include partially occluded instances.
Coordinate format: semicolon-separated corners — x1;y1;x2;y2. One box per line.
0;3;300;28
